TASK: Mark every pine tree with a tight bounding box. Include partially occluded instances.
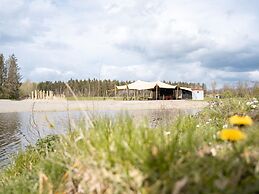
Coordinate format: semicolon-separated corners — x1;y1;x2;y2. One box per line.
6;54;22;99
0;53;7;98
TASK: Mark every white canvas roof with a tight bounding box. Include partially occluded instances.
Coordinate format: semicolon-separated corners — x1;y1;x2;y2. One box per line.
128;80;154;90
180;87;192;92
116;80;177;90
153;81;176;89
116;85;127;90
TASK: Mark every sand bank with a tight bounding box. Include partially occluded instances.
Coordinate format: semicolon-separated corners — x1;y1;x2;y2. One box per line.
0;99;208;113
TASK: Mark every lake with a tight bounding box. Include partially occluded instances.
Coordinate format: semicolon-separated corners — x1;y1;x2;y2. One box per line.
0;108;200;169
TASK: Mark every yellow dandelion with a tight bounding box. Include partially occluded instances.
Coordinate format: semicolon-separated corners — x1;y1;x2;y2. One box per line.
229;115;253;126
219;129;246;141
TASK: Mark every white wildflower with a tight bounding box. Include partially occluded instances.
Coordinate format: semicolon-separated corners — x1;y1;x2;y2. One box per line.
210;148;217;156
223;124;228;128
164;131;171;136
246;102;252;106
251;105;257;109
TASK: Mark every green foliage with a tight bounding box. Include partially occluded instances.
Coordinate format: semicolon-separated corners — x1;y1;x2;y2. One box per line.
252;84;259;97
5;54;22;99
0;135;60;194
19;80;37;98
0;53;22;99
0;99;258;193
0;53;7;98
35;135;60;156
221;89;235;98
219;82;259;99
37;79;130;97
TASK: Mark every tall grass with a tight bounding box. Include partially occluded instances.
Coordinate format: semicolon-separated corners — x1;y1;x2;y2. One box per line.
0;98;258;194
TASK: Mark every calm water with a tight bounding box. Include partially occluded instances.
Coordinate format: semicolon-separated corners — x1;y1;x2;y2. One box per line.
0;109;199;169
0;111;89;168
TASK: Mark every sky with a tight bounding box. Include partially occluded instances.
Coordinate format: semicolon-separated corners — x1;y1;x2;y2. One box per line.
0;0;259;88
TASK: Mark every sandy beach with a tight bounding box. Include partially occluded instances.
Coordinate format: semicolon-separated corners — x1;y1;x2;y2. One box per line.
0;99;208;113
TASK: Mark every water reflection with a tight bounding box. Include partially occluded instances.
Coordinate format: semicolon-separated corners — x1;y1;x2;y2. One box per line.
0;111;88;168
0;113;21;168
19;111;87;147
0;108;201;168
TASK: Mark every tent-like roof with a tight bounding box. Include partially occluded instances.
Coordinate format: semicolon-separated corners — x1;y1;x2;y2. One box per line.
116;85;127;90
180;87;192;92
128;80;154;90
153;81;176;89
116;80;177;90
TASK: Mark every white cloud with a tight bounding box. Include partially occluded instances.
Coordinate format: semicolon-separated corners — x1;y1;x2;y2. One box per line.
101;64;164;81
29;67;75;81
0;0;259;87
248;71;259;81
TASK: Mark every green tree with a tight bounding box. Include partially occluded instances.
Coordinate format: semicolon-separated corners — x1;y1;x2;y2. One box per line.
0;54;7;98
5;54;22;99
20;80;37;98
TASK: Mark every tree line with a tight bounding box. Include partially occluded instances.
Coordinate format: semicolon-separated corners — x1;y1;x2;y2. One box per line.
219;82;259;98
31;80;206;97
20;79;206;98
36;79;135;97
0;54;21;99
22;79;259;99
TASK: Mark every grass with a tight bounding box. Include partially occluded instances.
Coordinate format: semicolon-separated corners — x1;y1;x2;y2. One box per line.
0;98;258;193
66;96;124;101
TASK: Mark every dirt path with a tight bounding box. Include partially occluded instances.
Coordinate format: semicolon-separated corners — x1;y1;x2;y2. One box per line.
0;99;208;113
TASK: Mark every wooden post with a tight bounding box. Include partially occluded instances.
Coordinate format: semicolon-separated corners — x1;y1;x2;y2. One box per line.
114;85;117;97
176;86;179;99
156;85;158;100
35;90;38;100
39;90;43;99
88;82;91;97
50;91;53;99
46;91;49;99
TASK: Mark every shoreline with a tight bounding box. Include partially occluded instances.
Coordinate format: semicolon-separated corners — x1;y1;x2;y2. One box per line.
0;99;208;113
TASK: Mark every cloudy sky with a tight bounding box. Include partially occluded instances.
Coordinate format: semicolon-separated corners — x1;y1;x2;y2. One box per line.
0;0;259;87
